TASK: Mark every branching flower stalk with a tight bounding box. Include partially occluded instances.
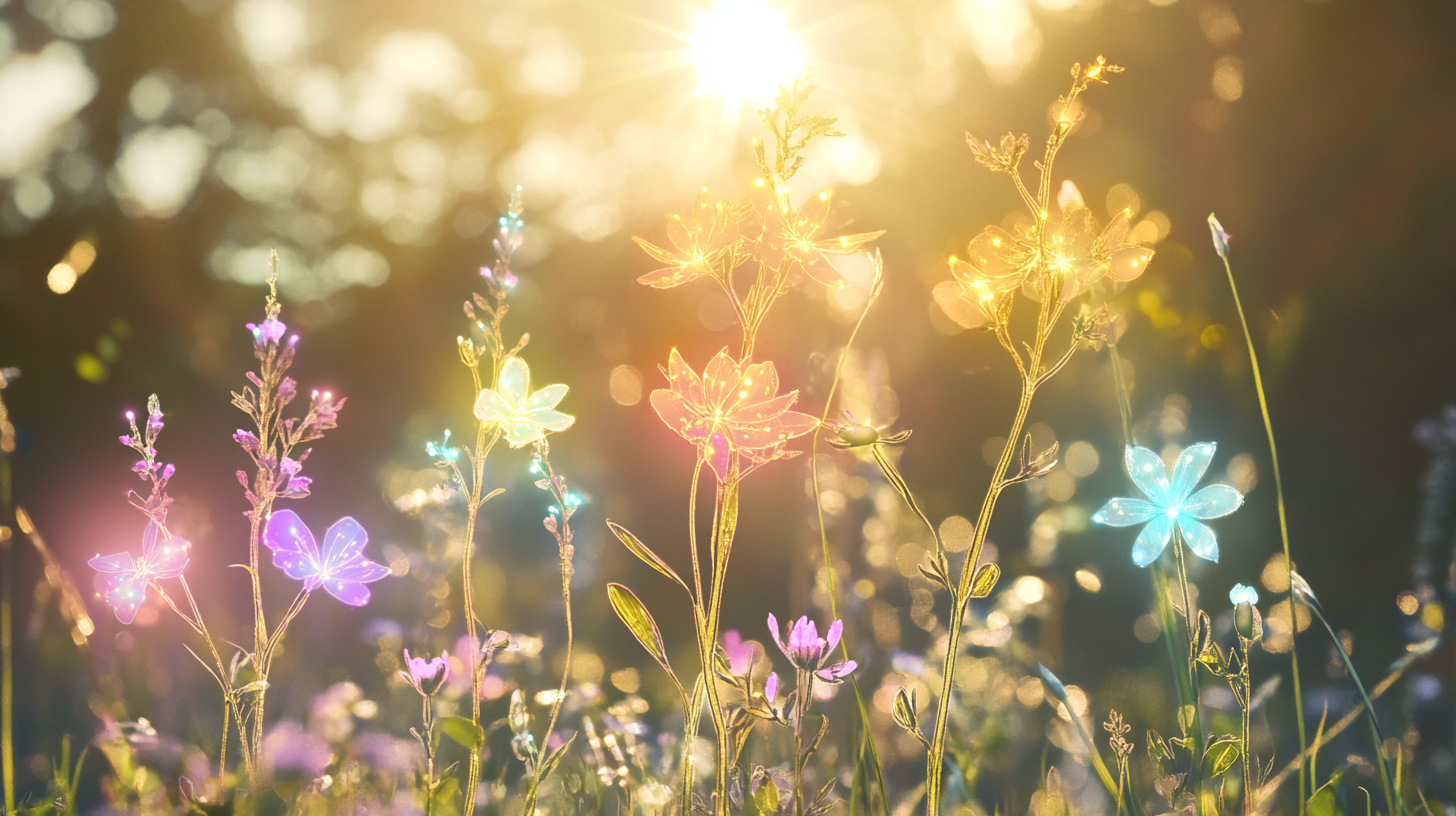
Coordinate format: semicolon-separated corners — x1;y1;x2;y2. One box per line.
616;76;882;816
434;189;577;815
923;57;1148;814
230;257;350;777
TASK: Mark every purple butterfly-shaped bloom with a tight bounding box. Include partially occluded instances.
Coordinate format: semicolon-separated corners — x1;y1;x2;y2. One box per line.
89;521;190;624
263;509;390;606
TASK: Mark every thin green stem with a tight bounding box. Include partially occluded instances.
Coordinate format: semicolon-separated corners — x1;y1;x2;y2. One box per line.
811;257;888;814
1307;602;1401;815
1218;249;1307;813
1171;533;1206;816
1;445;13;816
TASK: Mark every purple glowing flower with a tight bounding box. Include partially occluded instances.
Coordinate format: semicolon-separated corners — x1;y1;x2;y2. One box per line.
247;318;287;346
722;630;757;675
278;456;311;499
89;520;190;624
764;672;780;702
262;509;391;606
399;648;450;696
767;613;858;683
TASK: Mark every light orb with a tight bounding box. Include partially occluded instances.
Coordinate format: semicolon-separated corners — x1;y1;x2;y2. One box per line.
687;0;807;103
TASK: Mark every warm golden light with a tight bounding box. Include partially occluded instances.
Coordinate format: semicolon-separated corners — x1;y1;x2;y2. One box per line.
687;0;806;103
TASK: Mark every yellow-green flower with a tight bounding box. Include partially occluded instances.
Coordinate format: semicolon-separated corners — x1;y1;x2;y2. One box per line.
473;357;574;447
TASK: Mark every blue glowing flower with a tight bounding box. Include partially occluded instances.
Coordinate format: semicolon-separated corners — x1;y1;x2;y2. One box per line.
1092;442;1244;567
1229;583;1259;606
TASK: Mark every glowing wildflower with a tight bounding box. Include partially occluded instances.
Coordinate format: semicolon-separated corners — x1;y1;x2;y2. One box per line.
933;198;1155;329
1229;583;1259;606
399;648;450;696
1092;442;1245;567
650;348;817;481
767;613;857;682
631;188;742;289
89;520;190;624
262;509;391;606
756;186;884;289
472;357;575;448
246;317;287;346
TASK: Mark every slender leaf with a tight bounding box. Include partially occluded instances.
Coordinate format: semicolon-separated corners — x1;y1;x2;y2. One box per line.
438;716;485;750
607;520;689;593
607;583;672;671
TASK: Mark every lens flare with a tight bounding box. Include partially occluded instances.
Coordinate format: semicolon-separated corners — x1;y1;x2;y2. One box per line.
687;0;807;103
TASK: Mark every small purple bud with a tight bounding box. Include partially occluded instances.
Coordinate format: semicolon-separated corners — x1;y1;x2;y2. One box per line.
161;464;176;481
119;435;133;446
236;470;250;487
233;430;260;454
125;410;135;422
278;378;297;403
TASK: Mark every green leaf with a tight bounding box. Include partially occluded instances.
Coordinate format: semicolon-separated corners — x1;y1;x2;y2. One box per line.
438;716;485;750
969;563;1001;599
536;732;578;781
1202;735;1240;777
608;583;672;672
607;520;689;593
1307;768;1345;816
753;772;782;814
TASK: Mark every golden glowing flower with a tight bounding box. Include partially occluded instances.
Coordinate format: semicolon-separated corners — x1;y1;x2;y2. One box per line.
631;188;744;289
933;199;1155;329
755;183;884;289
650;348;817;481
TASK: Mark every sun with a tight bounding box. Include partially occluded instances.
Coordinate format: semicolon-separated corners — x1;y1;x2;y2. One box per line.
687;0;807;103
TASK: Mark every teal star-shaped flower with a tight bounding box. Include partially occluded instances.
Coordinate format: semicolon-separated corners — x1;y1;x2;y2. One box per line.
1092;442;1244;567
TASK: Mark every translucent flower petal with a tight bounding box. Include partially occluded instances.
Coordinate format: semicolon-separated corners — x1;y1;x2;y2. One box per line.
89;551;136;574
497;357;531;403
525;383;569;413
1182;484;1244;519
473;389;513;423
701;349;740;410
801;254;847;289
524;408;575;433
149;537;190;579
1092;497;1161;527
1131;514;1174;567
142;520;160;558
1124;445;1171;506
504;421;545;448
1177;515;1220;563
1169;442;1217;504
933;280;992;329
705;432;732;481
651;390;705;441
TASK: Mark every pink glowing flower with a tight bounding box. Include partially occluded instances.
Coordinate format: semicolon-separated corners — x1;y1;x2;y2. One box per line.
399;648;450;696
767;613;857;683
89;520;190;624
247;318;287;346
649;349;817;482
